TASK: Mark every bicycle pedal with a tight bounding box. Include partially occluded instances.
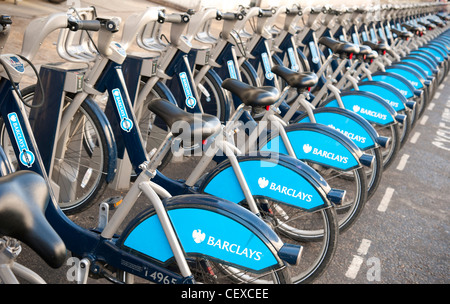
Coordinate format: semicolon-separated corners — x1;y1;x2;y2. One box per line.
102;196;123;210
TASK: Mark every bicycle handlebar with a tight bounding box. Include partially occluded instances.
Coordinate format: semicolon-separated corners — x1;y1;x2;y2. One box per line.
162;13;190;24
67;16;119;32
258;8;274;18
220;12;244;21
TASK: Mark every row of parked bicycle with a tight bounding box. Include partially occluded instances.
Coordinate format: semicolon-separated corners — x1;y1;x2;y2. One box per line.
0;1;448;284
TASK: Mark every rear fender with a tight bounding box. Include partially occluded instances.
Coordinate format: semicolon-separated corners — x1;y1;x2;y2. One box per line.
295;107;388;150
260;123;371;171
118;194;289;273
322;91;402;127
199;152;342;211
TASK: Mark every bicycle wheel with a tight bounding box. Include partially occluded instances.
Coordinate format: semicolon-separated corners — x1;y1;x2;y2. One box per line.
1;85;111;214
196;70;229;122
363;147;383;200
375;123;401;170
187;258;292;284
262;203;339;284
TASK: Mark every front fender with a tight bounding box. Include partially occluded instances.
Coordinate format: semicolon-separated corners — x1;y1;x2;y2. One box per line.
83;97;117;183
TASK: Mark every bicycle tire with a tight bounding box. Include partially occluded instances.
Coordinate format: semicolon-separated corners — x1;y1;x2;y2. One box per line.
267;204;339;283
196;70;229;122
376;123;401;170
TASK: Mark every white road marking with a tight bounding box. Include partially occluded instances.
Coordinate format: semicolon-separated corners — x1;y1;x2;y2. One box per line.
410;132;421;144
420;115;429;125
377;187;395;212
345;239;372;279
396;154;410;171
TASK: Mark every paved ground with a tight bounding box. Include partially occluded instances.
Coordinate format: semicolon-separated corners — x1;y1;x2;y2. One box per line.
1;0;449;286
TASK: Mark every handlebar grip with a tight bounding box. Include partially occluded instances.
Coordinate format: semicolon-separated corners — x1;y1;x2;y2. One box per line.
67;18;101;31
286;7;302;16
258;9;273;18
221;12;244;21
163;13;190;23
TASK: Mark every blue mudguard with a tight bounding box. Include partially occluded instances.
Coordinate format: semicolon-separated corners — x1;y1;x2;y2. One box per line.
118;194;288;273
199;152;343;211
365;71;418;100
294;107;385;151
401;56;437;78
355;81;414;112
385;65;426;91
321;91;400;127
259;123;370;171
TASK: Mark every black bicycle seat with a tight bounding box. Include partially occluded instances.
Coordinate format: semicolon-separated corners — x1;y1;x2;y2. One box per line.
0;171;66;269
390;28;414;39
148;99;221;142
365;50;378;61
221;78;280;108
271;65;318;90
428;19;444;28
362;40;390;53
318;36;360;56
357;45;373;55
402;23;426;35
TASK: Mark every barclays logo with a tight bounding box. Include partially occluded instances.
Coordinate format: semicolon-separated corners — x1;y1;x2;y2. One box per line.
258;177;313;202
302;143;349;163
192;229;206;244
352;105;387;120
258;177;269;188
193;229;263;261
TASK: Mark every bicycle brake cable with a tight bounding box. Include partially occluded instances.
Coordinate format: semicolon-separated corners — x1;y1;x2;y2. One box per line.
0;54;45;108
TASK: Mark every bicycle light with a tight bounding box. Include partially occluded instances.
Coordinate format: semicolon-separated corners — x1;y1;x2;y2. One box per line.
278;243;303;266
359;153;375;169
377;136;390;148
327;188;346;205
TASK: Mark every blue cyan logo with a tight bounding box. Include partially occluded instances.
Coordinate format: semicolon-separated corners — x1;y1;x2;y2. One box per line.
179;72;197;108
112;88;133;132
8;112;35;168
261;52;274;80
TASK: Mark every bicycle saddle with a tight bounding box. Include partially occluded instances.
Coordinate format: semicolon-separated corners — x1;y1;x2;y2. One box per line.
271;65;318;90
401;23;425;34
221;78;280;108
357;45;373;55
418;20;436;30
318;36;360;55
148;99;221;141
365;50;378;61
362;40;390;53
390;28;414;39
0;171;66;269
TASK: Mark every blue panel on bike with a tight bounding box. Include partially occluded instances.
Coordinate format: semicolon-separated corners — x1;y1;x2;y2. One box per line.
297;112;376;150
419;47;444;62
324;94;395;126
203;160;328;211
260;130;359;171
385;68;423;89
401;59;432;76
123;208;278;271
368;75;413;99
355;84;406;112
